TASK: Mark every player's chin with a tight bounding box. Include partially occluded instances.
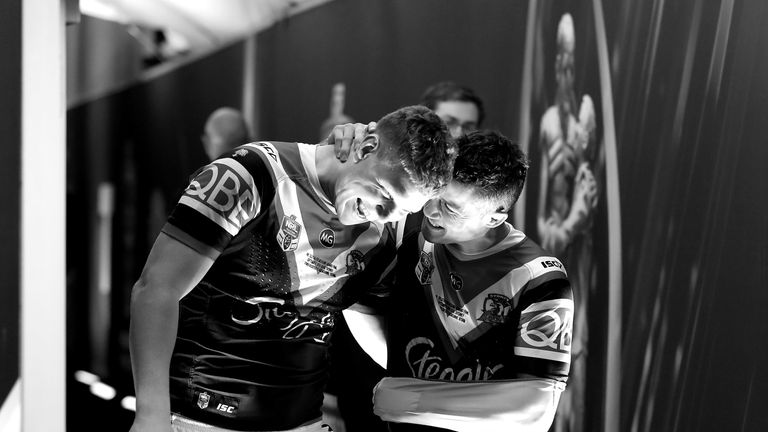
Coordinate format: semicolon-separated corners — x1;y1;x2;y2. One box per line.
338;205;368;225
421;222;446;243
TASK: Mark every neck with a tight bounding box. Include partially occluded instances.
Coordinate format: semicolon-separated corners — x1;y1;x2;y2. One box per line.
452;223;510;255
315;145;343;202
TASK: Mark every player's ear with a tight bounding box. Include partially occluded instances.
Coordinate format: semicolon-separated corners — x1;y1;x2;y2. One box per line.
484;209;508;228
352;134;380;163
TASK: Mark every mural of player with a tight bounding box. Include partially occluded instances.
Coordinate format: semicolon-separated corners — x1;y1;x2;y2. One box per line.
536;12;599;432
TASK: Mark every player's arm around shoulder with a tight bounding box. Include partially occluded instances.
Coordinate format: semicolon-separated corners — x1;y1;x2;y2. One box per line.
129;233;219;432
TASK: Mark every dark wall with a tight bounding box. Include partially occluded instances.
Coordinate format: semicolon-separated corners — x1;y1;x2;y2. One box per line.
0;0;21;410
256;0;528;142
66;1;768;431
610;0;768;430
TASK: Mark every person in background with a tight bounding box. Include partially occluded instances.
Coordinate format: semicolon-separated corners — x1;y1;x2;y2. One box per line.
201;107;251;161
420;81;485;138
128;105;456;432
147;107;252;256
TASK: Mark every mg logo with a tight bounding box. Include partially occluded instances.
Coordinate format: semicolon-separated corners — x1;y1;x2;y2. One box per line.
319;228;335;248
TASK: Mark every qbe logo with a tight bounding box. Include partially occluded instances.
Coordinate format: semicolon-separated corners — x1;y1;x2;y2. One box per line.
186;163;256;229
516;299;573;364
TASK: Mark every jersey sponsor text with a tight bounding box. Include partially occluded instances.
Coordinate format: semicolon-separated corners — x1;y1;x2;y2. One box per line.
405;336;503;381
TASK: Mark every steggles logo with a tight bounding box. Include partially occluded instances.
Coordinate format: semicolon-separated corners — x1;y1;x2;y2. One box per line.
405;336;503;381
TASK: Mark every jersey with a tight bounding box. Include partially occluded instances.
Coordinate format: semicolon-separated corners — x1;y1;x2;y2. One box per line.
385;214;572;421
162;142;395;431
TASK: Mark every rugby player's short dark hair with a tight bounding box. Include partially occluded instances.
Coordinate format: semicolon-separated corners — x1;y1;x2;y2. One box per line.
375;105;457;197
453;130;528;211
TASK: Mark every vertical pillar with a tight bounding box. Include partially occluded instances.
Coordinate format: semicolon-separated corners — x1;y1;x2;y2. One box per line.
21;0;67;431
242;33;259;139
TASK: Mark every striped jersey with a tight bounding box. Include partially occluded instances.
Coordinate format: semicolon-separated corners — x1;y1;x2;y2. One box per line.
163;142;395;431
386;214;572;387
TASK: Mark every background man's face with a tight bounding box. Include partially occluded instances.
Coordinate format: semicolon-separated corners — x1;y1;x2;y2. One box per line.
433;100;480;138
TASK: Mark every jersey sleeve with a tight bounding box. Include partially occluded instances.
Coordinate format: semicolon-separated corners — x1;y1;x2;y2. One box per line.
512;257;573;382
373;376;564;432
162;146;274;259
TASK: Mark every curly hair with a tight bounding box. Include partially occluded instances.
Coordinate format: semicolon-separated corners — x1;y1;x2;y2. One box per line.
452;130;529;211
420;81;486;127
375;105;457;197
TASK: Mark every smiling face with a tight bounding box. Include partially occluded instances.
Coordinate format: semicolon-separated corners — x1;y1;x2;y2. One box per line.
421;181;503;247
334;154;429;225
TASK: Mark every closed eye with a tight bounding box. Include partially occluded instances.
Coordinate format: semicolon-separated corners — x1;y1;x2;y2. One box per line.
442;200;459;216
377;184;393;201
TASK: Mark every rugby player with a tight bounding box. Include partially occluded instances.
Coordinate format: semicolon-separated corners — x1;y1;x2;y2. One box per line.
343;129;573;432
128;105;456;432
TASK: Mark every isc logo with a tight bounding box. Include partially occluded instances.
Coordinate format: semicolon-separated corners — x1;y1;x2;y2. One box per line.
540;259;563;269
216;403;235;413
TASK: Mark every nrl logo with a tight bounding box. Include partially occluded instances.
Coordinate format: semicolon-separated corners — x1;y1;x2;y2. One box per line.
478;293;512;324
415;251;434;285
277;215;302;251
197;391;210;409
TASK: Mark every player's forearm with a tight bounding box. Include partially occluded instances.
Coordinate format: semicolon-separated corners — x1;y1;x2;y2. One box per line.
129;280;180;420
343;306;387;368
373;376;564;432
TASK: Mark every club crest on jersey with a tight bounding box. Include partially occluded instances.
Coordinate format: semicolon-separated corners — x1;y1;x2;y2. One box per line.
478;293;512;324
197;391;210;409
277;215;302;251
319;228;335;248
346;250;365;275
449;272;463;291
415;251;434;285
